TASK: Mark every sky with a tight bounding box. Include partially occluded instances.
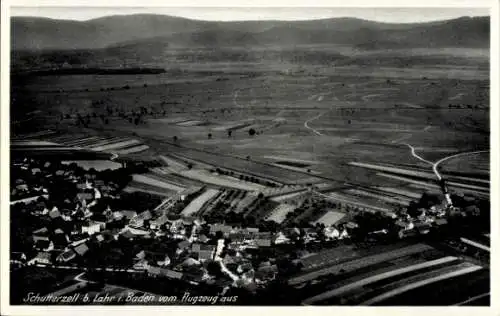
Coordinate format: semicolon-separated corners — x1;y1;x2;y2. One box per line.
10;7;490;23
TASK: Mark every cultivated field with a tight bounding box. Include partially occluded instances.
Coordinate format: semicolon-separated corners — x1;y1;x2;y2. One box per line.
181;189;220;216
12;48;490;223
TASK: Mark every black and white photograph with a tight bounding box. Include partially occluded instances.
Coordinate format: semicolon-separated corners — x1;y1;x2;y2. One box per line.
1;0;497;312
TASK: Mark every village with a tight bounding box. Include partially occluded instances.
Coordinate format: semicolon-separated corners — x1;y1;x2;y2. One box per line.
9;148;489;305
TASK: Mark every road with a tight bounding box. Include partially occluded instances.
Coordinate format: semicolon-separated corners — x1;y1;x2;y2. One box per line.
304;112;327;136
432;150;489;181
403;144;489;181
403;143;435;166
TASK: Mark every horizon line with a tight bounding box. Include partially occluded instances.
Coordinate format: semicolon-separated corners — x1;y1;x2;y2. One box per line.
10;12;490;24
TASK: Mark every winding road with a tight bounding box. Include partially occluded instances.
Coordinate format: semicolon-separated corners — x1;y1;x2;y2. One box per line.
404;143;489;181
304;112;328;136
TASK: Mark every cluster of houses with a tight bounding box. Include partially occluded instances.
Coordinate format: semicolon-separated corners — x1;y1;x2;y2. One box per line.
13;156;477;294
393;202;451;239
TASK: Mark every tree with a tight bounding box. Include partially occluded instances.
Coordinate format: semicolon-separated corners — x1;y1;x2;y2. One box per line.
228;130;232;138
248;128;256;136
173;136;178;142
208;133;212;139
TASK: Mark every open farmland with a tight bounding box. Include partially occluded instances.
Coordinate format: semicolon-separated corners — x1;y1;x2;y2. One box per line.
311;210;347;226
179;169;268;191
131;174;186;192
14;62;488;187
265;203;296;223
298;242;488;306
290;243;434;286
181;188;220;216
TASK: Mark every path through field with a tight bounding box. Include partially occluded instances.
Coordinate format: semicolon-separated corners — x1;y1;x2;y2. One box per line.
403;143;489;181
304;112;328;136
432;150;489;180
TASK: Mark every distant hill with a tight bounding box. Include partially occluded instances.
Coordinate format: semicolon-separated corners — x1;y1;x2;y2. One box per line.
11;14;489;51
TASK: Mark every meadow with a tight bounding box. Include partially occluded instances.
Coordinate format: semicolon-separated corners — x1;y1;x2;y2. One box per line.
11;48;490;192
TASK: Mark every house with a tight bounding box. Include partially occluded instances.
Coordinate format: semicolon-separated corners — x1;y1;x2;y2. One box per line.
323;226;340;239
255;264;278;281
414;222;432;235
136;250;147;260
90;213;110;224
229;232;251;243
81;221;102;235
434;218;448;226
16;184;28;191
150;215;169;230
182;257;201;267
95;180;105;187
339;228;349;239
146;266;161;276
55;170;65;176
48;207;61;219
395;220;414;231
69;235;88;247
31;168;41;175
398;229;418;239
73;243;89;256
95;234;105;243
254;233;273;247
57;249;76;263
32;227;50;243
209;224;233;236
28;252;52;265
139;251;170;266
245;227;260;235
222;254;237;265
198;234;209;243
122;226;151;237
121;230;137;240
237;262;253;274
134;260;149;270
274;231;290;244
192;244;216;261
158;255;171;267
164;269;183;279
168;218;184;233
345;222;359;230
76;192;93;202
147;266;183;279
177;240;191;251
129;211;152;228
